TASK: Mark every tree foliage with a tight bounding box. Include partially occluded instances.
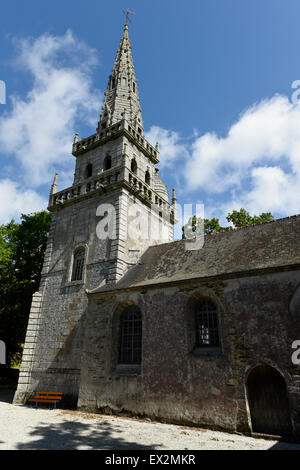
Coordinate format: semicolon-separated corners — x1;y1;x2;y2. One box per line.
0;211;51;367
225;208;274;228
182;208;274;239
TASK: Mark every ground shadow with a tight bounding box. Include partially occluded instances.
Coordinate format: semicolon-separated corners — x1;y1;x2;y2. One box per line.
0;388;16;404
268;440;300;450
0;368;18;404
16;418;160;450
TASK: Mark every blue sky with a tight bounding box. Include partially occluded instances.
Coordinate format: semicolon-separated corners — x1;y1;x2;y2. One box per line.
1;0;300;234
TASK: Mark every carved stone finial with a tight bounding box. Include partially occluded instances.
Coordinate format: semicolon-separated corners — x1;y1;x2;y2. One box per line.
73;133;79;144
50;172;58;196
172;188;176;204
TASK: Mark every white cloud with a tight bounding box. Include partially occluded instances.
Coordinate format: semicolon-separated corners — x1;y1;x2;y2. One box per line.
145;126;189;168
149;94;300;219
0;179;47;224
0;30;102;188
226;166;300;216
184;95;300;194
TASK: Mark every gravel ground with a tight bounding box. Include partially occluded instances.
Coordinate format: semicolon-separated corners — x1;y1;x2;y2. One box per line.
0;390;300;450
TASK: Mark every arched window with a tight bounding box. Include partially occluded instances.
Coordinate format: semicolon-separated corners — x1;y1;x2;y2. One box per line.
71;247;85;281
131;158;137;174
145;170;150;185
104;154;112;171
85;163;92;178
119;306;142;364
195;299;220;347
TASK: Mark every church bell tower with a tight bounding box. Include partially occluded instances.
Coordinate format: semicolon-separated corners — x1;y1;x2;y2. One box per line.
50;21;176;283
13;21;176;406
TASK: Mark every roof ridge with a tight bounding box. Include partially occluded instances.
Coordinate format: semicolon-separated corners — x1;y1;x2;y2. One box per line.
208;213;300;236
149;213;300;248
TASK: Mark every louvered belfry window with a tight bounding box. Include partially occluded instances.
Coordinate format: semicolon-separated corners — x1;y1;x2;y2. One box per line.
71;248;85;281
104;154;111;171
195;299;220;347
131;158;137;174
85;163;93;178
119;306;142;364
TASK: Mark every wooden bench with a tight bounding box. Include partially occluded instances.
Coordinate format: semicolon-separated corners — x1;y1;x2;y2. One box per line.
28;391;63;409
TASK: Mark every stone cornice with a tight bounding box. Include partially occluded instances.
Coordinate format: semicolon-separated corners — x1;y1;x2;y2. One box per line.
72;119;159;164
48;166;175;225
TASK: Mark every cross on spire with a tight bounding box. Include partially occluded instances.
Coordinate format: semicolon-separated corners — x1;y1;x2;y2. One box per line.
123;9;136;25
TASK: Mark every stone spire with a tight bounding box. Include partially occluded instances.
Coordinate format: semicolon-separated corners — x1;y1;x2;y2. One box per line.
97;23;143;133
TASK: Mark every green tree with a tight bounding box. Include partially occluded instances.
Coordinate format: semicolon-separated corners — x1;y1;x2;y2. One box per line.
226;208;274;227
204;217;226;234
0;211;51;367
182;208;274;239
182;215;227;239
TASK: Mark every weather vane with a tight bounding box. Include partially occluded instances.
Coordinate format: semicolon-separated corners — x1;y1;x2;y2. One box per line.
123;9;136;25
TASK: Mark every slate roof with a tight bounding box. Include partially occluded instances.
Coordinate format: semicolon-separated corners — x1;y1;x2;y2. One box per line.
89;214;300;294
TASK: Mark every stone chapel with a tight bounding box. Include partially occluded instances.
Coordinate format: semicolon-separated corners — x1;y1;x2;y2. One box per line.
13;22;300;441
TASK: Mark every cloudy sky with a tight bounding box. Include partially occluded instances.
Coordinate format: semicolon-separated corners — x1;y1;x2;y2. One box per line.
1;0;300;234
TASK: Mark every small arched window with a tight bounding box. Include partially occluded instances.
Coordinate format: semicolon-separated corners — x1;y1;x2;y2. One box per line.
145;170;150;185
195;299;220;347
85;163;93;178
119;306;142;364
104;154;112;171
131;158;137;174
71;247;85;281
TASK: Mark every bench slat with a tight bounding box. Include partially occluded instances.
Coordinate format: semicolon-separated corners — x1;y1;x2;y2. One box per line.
28;399;61;403
29;397;62;401
28;391;63;408
33;394;62;398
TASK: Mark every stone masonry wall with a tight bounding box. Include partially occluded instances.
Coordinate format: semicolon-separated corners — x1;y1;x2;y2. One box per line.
78;269;300;436
14;180;173;406
14;192;119;406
